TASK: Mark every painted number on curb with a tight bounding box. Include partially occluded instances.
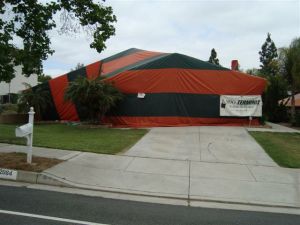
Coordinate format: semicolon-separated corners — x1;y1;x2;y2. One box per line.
0;168;17;180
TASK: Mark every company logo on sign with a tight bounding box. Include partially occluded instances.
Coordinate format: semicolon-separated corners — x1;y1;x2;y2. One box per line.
221;99;261;106
220;95;262;117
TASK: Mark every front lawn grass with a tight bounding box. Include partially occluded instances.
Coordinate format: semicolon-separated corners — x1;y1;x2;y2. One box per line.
0;124;147;154
249;131;300;168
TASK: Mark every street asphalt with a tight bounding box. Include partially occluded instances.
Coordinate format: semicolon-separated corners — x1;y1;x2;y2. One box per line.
0;185;300;225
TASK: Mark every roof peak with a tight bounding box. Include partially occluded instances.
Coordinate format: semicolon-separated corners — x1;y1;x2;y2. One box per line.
129;51;229;71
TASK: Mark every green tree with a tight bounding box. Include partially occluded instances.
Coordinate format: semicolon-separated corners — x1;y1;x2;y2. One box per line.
64;76;123;123
258;33;288;122
0;17;15;82
278;37;300;125
18;83;53;119
259;33;278;77
0;0;116;82
262;75;288;122
71;63;85;71
246;68;260;75
208;48;220;65
38;74;52;83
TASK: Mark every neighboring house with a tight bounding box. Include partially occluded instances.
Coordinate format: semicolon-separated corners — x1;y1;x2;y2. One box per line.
0;65;38;104
279;93;300;114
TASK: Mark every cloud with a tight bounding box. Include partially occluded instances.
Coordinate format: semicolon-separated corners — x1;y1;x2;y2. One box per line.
43;0;300;76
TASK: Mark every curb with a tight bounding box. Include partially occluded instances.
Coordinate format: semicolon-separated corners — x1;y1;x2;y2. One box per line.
1;169;72;188
1;169;300;211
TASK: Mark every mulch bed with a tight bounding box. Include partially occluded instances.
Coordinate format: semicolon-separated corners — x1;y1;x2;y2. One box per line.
0;152;62;172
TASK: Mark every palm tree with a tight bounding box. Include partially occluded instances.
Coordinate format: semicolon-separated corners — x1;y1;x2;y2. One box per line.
279;38;300;125
18;82;53;119
64;76;123;123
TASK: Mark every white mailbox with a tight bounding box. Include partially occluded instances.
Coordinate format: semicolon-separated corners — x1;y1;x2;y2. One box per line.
15;123;33;137
15;107;35;164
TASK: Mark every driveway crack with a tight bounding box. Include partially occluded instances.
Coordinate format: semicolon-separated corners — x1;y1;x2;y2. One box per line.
245;164;258;182
123;157;135;172
207;142;218;160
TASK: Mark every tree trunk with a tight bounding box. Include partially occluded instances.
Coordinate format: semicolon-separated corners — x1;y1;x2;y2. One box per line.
290;85;296;125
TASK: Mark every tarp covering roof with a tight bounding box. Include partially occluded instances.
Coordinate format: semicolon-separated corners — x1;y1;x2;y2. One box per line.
38;48;267;127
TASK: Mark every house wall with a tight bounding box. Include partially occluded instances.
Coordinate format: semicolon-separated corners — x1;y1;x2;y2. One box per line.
0;65;38;95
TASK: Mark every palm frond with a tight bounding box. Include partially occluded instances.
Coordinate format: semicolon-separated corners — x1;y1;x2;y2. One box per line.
64;76;123;122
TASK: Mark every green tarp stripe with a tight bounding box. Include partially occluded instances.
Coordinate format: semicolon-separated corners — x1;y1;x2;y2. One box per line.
67;67;87;82
104;53;170;78
129;53;230;71
33;82;60;120
102;48;142;63
108;93;220;117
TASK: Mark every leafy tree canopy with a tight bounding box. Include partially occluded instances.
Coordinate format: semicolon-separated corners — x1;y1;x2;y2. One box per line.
246;68;261;76
259;33;278;77
278;37;300;124
262;75;288;122
38;74;52;83
0;0;116;82
208;48;220;65
258;33;288;123
71;62;85;71
279;37;300;91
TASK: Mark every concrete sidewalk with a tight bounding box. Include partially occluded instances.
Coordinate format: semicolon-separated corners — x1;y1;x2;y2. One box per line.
44;151;300;208
1;125;299;209
247;122;300;133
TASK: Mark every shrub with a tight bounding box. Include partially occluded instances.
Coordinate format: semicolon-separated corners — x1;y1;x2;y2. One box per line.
262;75;288;122
0;104;18;115
17;83;53;119
64;76;123;123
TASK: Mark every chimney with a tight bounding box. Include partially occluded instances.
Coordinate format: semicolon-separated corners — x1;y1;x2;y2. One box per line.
231;60;239;70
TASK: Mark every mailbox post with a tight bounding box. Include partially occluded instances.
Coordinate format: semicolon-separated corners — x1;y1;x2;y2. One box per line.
27;107;35;163
15;107;35;164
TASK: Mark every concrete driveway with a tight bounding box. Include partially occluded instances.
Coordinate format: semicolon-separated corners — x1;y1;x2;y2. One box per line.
123;126;276;167
118;126;300;208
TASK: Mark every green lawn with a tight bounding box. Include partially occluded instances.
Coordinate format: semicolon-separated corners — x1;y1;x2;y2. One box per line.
0;124;147;154
249;131;300;168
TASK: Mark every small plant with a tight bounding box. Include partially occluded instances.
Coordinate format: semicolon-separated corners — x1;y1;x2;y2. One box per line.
0;103;18;115
64;76;123;123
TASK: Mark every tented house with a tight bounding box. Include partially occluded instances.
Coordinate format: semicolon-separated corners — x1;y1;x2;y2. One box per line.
38;48;266;127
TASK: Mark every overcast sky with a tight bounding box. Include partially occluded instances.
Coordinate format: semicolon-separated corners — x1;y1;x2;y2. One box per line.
43;0;300;77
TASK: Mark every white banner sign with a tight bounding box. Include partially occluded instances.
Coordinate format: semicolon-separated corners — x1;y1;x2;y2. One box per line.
0;168;18;180
220;95;262;117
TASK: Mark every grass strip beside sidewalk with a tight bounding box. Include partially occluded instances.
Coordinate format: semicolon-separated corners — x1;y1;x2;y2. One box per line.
249;131;300;168
0;124;147;154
